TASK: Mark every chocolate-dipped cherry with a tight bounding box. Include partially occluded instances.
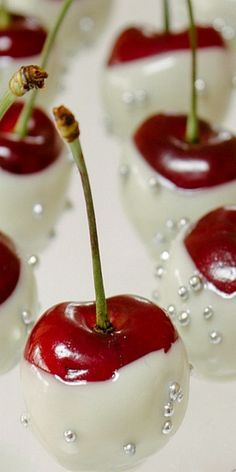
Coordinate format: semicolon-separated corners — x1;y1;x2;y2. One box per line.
101;0;232;138
21;106;189;472
0;230;37;374
120;0;236;258
0;2;75;254
11;0;112;52
158;206;236;380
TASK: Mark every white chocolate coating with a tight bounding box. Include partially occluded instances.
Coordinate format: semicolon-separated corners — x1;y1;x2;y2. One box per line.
0;251;37;374
21;339;189;471
158;226;236;380
8;0;112;50
0;149;72;254
120;139;236;258
101;48;232;138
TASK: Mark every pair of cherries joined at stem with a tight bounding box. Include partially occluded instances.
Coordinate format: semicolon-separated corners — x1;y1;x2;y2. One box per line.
102;0;232;138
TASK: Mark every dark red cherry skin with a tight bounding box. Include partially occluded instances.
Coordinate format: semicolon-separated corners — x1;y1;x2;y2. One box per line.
24;295;178;382
185;207;236;295
0;102;63;175
0;14;46;58
0;232;20;304
107;26;226;66
134;114;236;189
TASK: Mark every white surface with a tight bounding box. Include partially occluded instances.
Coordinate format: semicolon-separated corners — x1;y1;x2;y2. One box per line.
0;1;236;471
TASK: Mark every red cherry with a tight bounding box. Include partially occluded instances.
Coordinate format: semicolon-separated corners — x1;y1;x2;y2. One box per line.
184;207;236;295
24;295;177;382
0;102;63;174
107;26;225;66
0;14;46;58
134;114;236;189
0;232;20;304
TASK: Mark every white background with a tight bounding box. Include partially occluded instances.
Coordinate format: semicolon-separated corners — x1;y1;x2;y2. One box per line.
1;0;236;471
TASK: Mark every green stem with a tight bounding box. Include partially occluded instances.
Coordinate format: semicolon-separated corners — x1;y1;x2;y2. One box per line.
14;0;73;138
185;0;199;144
163;0;170;34
70;139;111;332
0;1;11;29
0;89;15;120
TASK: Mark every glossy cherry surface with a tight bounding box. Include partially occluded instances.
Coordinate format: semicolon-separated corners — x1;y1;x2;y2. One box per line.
0;232;20;304
107;26;225;66
0;102;63;174
24;295;177;382
134;114;236;189
0;14;46;58
185;207;236;295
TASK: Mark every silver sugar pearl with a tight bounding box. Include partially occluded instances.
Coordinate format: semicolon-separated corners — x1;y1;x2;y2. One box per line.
169;382;180;401
33;203;44;218
21;309;33;325
164;401;174;417
148;176;160;191
123;443;136;455
167;305;176;318
189;275;203;292
154;265;164;278
222;25;235;40
160;250;170;261
152;289;159;301
178;217;190;230
153;232;166;245
162;420;173;435
209;331;223;345
64;430;77;443
213;17;226;31
177;390;184;403
195;78;207;96
27;254;39;268
79;16;94;33
177;310;190;327
203;306;214;320
122;91;135;107
166;219;177;232
119;163;130;179
178;286;189;300
20;414;30;428
135;89;149;106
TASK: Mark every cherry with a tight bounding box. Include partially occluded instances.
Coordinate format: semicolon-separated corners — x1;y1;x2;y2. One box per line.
134;114;236;189
107;25;225;66
24;295;177;382
185;207;236;294
0;14;46;58
0;232;20;304
21;106;189;472
0;102;62;174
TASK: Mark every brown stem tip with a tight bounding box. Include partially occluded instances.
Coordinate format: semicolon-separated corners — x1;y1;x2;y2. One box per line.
53;105;80;143
9;65;48;97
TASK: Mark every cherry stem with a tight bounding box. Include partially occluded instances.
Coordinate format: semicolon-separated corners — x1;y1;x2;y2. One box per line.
53;106;112;334
14;0;73;139
0;0;11;29
163;0;170;34
185;0;199;144
0;65;48;120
